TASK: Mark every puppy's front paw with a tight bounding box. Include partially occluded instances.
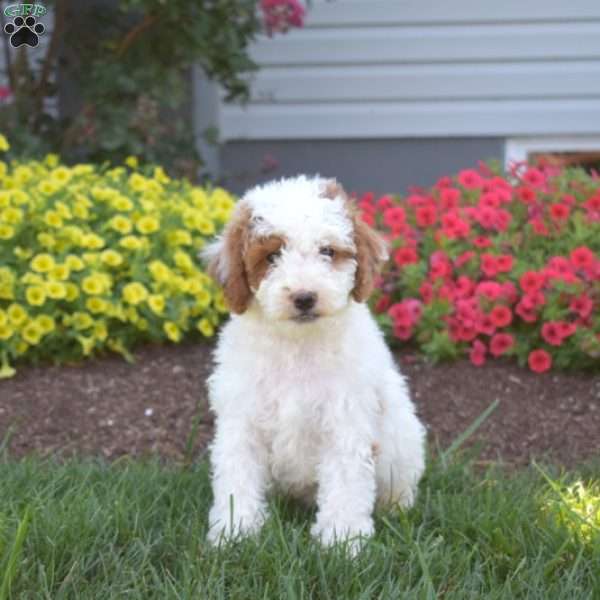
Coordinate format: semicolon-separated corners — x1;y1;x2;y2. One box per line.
311;517;374;556
207;507;267;545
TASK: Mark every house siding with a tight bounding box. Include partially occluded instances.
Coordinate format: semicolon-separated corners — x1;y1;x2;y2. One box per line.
219;0;600;141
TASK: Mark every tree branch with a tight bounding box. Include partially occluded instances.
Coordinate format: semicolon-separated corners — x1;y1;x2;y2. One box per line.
117;13;159;57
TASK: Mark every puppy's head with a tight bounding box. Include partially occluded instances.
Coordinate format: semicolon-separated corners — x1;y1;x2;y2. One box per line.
203;176;388;324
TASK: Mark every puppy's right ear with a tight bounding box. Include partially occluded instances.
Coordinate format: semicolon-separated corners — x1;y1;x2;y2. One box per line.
201;203;253;314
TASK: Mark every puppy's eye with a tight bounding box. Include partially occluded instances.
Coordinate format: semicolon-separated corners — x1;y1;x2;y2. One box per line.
319;246;335;258
266;250;281;264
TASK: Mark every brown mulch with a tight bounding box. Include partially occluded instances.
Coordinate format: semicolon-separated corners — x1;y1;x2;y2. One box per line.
1;342;599;468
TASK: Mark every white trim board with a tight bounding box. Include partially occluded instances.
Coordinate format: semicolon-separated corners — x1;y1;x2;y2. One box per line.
505;137;600;169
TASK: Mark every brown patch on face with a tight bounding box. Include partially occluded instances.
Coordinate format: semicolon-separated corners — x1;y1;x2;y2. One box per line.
371;441;381;460
320;179;388;301
206;203;253;314
244;235;286;290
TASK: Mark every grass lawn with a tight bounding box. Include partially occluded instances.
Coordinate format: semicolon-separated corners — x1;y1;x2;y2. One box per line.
0;451;599;599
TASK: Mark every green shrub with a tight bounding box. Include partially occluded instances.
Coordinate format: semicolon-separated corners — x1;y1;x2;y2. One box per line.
0;134;233;377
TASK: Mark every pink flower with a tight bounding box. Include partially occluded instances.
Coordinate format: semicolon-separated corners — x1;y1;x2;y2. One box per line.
261;0;305;35
519;271;545;294
528;349;552;373
570;246;595;270
469;340;487;366
473;236;492;249
490;305;512;328
541;322;564;346
550;203;570;221
481;254;499;277
455;251;475;268
522;167;546;189
439;187;460;209
476;281;502;301
394;246;418;267
457;169;484;190
383;206;406;230
516;186;537;204
0;86;11;101
415;205;437;228
570;294;593;318
495;255;513;273
490;333;514;357
377;195;394;209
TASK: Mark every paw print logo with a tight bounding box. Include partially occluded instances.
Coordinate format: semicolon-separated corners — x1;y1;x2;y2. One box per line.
4;16;45;48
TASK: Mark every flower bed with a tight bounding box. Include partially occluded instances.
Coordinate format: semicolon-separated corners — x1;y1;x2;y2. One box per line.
362;162;600;372
0;134;232;378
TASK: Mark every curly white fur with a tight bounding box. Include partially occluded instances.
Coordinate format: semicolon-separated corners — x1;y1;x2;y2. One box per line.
204;176;425;552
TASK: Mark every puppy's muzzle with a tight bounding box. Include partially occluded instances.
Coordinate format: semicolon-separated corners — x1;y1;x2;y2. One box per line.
290;291;318;322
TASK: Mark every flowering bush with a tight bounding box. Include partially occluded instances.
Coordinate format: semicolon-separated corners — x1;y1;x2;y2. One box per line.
0;134;233;378
361;161;600;373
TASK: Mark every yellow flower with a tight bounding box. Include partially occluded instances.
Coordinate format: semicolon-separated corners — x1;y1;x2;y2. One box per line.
0;224;14;239
2;207;23;224
174;250;194;272
214;291;228;313
65;255;85;271
10;190;28;205
26;285;46;306
109;215;132;234
197;318;214;337
136;215;160;235
149;260;171;282
44;153;59;168
211;188;235;212
22;322;43;345
73;202;90;220
72;164;94;176
196;288;212;309
147;294;165;315
77;334;95;356
191;189;208;208
14;166;33;185
45;281;67;299
14;247;33;260
7;303;28;326
36;315;55;334
81;233;105;249
93;321;108;341
0;162;6;180
125;156;139;169
55;201;72;219
38;179;59;195
49;264;70;281
82;274;106;295
15;341;28;355
0;190;9;207
31;253;55;273
86;297;108;314
196;217;215;235
65;283;80;302
0;309;6;326
71;312;93;330
44;210;63;228
0;322;13;340
37;232;56;248
163;321;181;342
129;173;148;192
100;249;124;267
122;282;148;305
119;235;143;250
113;195;133;212
50;166;72;184
0;134;9;152
169;229;192;246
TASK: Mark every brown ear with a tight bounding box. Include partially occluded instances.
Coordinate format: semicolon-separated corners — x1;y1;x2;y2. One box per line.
204;203;253;314
351;213;389;303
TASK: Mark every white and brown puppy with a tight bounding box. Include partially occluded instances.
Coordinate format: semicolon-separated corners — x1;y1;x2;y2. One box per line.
203;176;425;551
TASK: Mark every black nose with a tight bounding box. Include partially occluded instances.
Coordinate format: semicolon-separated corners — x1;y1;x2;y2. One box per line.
292;291;317;312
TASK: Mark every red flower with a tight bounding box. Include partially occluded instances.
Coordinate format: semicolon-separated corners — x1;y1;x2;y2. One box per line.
476;281;502;301
361;212;375;226
469;340;487;366
261;0;305;34
495;255;513;273
394;246;418;267
528;349;552;373
393;323;413;341
541;322;564;346
481;254;499;277
383;206;406;230
374;295;391;314
522;167;546;189
415;205;437;228
473;236;492;249
519;271;545;294
419;282;433;303
570;294;593;318
490;305;512;328
388;303;413;328
377;195;394;209
490;333;514;357
457;169;484;190
516;186;537;204
531;218;549;236
439;187;460;210
549;203;570;221
570;246;595;270
455;251;475;268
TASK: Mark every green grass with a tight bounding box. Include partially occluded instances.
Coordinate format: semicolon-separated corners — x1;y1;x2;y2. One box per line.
0;453;598;599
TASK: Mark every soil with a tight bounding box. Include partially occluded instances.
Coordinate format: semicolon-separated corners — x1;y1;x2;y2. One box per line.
1;341;599;468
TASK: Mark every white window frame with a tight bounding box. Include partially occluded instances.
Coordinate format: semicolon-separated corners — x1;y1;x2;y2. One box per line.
505;136;600;170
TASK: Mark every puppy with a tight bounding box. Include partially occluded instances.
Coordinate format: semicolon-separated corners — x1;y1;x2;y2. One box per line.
203;176;425;551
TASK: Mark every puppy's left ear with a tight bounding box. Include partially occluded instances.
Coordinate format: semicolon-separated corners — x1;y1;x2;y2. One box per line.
351;213;389;303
